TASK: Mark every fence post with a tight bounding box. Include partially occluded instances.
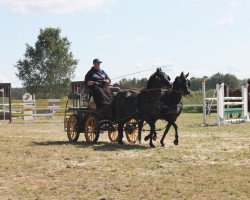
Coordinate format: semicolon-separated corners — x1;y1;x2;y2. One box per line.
0;89;5;121
8;86;12;123
33;94;36;121
202;81;207;125
216;83;225;126
243;85;249;122
216;84;220;126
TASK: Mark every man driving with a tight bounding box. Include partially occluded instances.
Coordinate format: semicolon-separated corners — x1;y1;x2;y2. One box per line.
85;59;113;118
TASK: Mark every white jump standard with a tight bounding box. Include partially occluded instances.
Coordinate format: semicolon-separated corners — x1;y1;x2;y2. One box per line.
202;81;249;126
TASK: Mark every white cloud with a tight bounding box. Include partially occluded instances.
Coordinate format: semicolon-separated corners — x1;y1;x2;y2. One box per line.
153;58;175;67
215;13;235;27
134;62;144;69
0;0;117;13
236;42;248;49
229;0;241;8
98;34;116;41
135;36;153;43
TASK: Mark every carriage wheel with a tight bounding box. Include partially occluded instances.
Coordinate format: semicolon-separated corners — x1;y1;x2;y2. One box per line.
125;119;138;144
108;125;118;143
84;115;100;144
67;115;80;142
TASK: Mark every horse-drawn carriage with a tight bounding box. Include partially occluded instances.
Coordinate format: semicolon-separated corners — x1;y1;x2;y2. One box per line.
64;81;139;144
64;69;191;148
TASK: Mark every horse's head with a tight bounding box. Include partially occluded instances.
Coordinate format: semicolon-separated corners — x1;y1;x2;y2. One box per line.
173;72;191;96
146;68;172;89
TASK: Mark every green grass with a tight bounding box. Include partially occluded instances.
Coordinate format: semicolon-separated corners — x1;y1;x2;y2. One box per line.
0;113;249;200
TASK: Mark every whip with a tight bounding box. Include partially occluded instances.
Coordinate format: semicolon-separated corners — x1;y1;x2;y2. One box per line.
111;65;172;81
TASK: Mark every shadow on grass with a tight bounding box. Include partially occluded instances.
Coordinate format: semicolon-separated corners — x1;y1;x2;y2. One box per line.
32;141;81;146
32;140;149;151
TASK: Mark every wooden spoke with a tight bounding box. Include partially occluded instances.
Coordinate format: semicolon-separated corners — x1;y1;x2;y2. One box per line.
84;115;99;143
67;115;80;142
108;125;118;142
125;119;138;144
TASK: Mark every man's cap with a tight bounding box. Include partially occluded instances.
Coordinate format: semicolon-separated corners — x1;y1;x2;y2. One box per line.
93;58;102;64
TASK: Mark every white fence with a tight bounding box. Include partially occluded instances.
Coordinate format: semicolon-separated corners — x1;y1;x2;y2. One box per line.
11;99;68;121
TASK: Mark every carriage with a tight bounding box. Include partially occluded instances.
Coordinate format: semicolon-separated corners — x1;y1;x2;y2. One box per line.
64;81;138;144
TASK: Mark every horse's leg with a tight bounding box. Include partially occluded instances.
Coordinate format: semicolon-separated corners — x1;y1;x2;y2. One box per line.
153;129;157;141
144;127;157;141
137;120;143;144
160;123;172;147
118;122;124;145
146;120;157;141
144;121;151;141
173;122;179;145
149;123;156;148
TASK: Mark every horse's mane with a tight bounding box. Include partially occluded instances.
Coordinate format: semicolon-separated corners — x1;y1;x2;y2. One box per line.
173;76;180;89
146;73;156;88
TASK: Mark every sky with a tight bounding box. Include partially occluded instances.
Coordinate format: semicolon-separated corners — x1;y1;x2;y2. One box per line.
0;0;250;87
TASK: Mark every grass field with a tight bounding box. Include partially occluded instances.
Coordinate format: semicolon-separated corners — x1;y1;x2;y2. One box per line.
0;113;249;200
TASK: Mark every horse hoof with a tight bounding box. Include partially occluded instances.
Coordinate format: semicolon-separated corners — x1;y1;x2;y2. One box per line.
118;141;124;145
150;144;156;148
144;135;150;141
153;135;157;141
160;142;165;147
173;140;179;145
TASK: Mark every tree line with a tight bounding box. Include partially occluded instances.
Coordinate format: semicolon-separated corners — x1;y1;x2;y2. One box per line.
190;73;248;91
115;73;249;91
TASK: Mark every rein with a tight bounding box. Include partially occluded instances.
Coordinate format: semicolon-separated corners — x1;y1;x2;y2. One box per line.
141;121;168;132
140;88;162;92
163;89;184;95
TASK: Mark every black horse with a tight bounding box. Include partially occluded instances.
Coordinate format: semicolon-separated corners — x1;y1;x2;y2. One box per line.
140;72;191;147
112;68;172;146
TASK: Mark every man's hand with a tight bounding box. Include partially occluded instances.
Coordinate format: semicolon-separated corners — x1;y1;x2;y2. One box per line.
103;79;110;87
87;81;95;86
88;80;109;87
87;81;100;86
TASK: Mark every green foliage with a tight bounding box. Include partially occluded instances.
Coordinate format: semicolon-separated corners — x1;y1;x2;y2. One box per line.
11;88;27;100
190;73;241;91
190;76;208;91
207;73;240;89
182;90;215;105
15;28;78;98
